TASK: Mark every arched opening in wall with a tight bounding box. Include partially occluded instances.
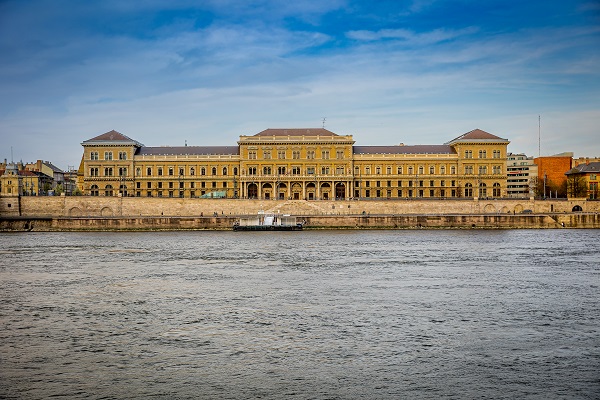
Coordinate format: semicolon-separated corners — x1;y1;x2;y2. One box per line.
105;185;114;197
572;205;583;212
306;182;315;200
291;183;302;200
90;185;99;196
247;183;258;199
514;204;524;213
262;183;272;200
321;182;331;200
69;207;82;217
101;207;113;217
335;183;346;200
500;206;509;214
277;183;287;200
484;204;496;213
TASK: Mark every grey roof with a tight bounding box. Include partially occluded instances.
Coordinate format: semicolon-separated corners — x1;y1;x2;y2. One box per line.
43;161;64;173
353;145;456;155
254;128;339;137
136;146;239;156
566;162;600;174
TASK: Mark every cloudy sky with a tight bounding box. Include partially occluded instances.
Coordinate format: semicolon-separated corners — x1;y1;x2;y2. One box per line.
1;0;599;170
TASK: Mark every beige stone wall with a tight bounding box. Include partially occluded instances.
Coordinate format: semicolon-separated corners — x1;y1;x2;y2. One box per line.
3;213;600;231
2;196;599;218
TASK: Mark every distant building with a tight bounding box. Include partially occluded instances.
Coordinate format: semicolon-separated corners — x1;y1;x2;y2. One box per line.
78;128;511;199
506;153;538;198
565;161;600;199
0;163;48;196
0;159;66;196
534;152;574;197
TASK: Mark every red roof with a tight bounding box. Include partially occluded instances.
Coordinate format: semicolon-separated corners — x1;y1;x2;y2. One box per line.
446;129;508;143
82;130;144;146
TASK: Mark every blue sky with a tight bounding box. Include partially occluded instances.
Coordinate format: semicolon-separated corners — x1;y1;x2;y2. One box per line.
1;0;599;169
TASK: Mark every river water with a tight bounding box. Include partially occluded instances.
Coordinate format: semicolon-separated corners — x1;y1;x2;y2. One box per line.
0;230;598;399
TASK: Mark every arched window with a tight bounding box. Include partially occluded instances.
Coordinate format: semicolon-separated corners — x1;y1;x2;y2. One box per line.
90;184;99;196
105;184;114;197
233;167;238;175
440;165;446;175
418;166;424;174
201;167;206;176
429;166;435;174
212;167;217;176
465;183;473;197
190;167;195;176
397;166;403;174
479;182;487;198
493;182;501;197
223;167;227;176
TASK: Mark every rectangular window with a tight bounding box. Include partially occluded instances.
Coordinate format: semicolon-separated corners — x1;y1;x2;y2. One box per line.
292;150;300;159
321;150;330;159
158;182;163;189
278;150;286;159
147;182;151;189
307;150;315;159
398;189;402;197
248;151;257;159
263;151;271;159
430;180;434;187
430;189;434;197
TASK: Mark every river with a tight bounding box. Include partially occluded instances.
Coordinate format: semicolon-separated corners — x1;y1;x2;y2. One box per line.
0;230;598;399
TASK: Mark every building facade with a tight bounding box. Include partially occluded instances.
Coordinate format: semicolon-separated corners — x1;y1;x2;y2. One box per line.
78;128;510;199
565;162;600;199
506;153;538;198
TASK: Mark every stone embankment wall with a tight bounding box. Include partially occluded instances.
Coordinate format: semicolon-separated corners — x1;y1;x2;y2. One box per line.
1;196;599;230
2;196;599;217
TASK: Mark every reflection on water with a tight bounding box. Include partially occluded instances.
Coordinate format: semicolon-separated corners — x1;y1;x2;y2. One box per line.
1;230;599;399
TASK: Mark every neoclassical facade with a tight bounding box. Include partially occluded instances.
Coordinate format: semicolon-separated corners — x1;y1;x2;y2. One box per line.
78;128;510;199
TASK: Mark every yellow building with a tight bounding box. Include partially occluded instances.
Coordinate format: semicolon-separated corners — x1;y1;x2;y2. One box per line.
0;163;44;197
78;128;510;199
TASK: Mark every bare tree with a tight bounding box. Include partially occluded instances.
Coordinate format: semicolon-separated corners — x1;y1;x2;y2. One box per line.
566;172;587;198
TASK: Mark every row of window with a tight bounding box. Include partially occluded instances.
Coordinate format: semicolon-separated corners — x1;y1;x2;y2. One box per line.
356;180;459;188
131;181;228;189
464;150;502;159
247;150;345;160
90;164;503;178
90;151;128;161
355;185;501;198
